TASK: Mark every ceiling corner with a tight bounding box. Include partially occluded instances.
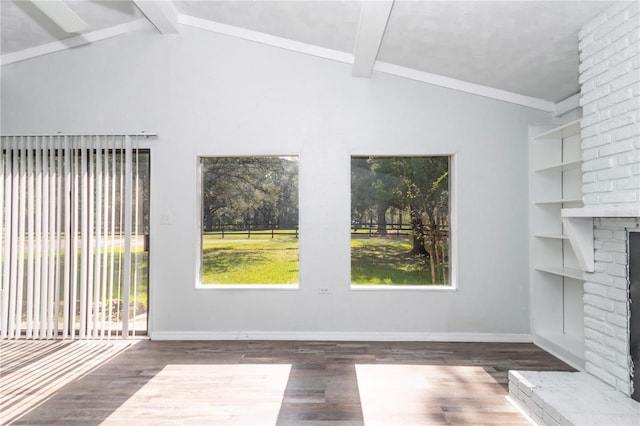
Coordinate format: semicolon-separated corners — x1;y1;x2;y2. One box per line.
133;0;180;34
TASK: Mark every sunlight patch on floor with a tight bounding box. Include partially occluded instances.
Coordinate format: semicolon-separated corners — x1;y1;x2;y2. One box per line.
356;364;523;425
102;364;292;425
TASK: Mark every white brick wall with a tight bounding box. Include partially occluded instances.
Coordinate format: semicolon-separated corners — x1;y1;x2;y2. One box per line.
578;1;640;399
583;218;638;395
579;1;640;208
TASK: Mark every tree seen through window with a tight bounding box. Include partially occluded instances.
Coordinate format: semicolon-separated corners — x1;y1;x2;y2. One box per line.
351;156;450;285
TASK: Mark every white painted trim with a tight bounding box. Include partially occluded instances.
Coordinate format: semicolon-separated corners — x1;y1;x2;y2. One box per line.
178;15;354;65
373;62;556;112
0;19;153;66
133;0;180;34
0;132;157;137
352;0;394;77
150;331;533;343
553;93;581;117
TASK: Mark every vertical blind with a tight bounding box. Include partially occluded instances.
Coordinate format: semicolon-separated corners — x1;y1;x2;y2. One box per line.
1;135;148;339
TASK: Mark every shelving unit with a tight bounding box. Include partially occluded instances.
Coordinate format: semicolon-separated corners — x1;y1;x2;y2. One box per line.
529;119;585;370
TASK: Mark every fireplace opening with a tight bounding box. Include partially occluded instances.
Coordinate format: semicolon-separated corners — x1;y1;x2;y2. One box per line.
631;232;640;403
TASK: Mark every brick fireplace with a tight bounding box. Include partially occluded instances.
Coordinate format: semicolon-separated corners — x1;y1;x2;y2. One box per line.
585;218;639;396
510;2;640;424
578;0;639;399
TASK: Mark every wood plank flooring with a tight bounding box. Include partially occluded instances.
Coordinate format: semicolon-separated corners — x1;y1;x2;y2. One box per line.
1;340;573;425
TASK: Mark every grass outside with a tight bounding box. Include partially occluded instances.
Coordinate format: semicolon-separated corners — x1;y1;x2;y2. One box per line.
202;237;299;284
350;238;432;285
201;235;444;285
5;246;149;312
72;247;149;309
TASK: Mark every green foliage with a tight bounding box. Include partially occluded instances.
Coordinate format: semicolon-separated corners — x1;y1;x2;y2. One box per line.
402;156;449;217
201;157;298;231
351;156;449;223
351;157;405;224
350;156;450;284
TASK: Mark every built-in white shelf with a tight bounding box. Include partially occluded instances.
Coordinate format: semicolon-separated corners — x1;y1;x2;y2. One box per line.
536;266;585;281
534;160;582;173
533;119;581;140
534;234;568;240
530;119;585;370
535;198;582;205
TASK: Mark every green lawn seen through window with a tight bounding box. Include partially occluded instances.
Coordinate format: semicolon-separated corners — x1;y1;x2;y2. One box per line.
202;236;299;284
200;236;443;285
351;238;433;285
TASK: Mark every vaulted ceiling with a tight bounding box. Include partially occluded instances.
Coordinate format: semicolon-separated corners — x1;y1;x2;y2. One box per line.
0;0;619;111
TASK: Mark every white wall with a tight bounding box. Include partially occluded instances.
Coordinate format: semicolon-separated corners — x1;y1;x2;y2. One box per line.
1;26;553;340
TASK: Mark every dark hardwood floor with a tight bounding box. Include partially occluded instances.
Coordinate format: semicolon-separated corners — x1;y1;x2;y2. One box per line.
1;339;573;425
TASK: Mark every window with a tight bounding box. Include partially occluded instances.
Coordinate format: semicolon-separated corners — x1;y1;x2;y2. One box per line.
199;156;299;285
351;156;451;286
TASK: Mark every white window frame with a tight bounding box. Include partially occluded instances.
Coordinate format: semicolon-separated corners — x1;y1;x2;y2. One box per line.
195;155;300;290
349;154;458;291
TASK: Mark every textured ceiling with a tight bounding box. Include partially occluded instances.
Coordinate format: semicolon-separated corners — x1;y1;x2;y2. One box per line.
379;1;616;102
0;1;142;54
174;0;362;53
0;0;620;104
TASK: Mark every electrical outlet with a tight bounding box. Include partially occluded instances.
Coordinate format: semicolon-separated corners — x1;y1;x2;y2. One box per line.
318;288;330;294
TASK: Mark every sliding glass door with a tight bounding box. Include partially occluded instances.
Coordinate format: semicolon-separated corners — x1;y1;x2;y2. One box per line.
0;136;150;339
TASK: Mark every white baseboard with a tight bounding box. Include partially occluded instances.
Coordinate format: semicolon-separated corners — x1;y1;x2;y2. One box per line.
150;330;533;343
532;333;585;371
